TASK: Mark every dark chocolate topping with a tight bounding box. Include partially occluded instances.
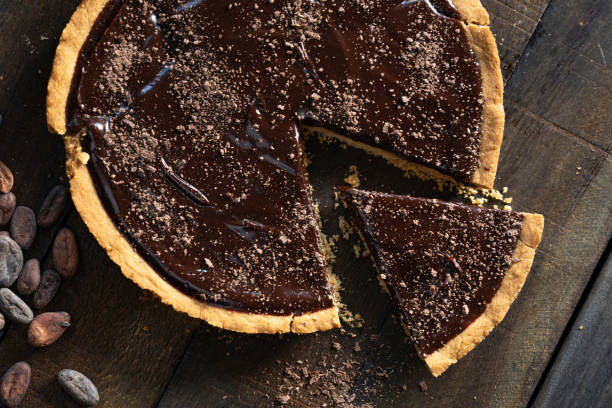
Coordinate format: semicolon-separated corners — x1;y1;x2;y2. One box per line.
69;0;484;315
340;187;521;355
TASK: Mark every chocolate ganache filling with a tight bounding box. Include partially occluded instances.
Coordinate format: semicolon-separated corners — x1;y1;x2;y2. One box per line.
340;188;522;355
69;0;485;315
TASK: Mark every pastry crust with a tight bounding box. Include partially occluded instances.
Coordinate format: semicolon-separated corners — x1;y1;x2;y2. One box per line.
464;23;505;189
423;212;544;376
47;0;340;334
64;131;340;334
452;0;490;25
47;0;110;135
441;0;504;189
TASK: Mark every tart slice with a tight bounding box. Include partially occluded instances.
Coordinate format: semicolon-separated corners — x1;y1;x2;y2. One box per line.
340;187;544;376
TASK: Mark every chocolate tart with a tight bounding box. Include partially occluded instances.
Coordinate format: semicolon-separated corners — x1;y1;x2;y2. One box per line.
340;187;543;376
46;0;504;334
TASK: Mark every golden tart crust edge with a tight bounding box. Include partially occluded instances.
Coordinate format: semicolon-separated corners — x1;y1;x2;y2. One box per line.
422;213;544;376
44;0;502;334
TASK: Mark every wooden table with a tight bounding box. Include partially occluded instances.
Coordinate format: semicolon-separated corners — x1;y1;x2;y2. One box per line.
0;0;610;406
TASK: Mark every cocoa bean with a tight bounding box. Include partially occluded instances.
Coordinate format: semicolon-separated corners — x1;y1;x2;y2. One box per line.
0;313;4;331
0;161;13;194
53;228;79;278
0;192;16;226
38;185;69;227
57;369;99;406
0;236;23;287
16;259;40;295
27;311;70;348
9;206;36;250
0;361;31;408
0;288;33;324
32;269;61;309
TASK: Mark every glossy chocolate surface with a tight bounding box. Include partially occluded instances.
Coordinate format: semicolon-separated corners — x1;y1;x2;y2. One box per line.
70;0;484;315
340;188;521;355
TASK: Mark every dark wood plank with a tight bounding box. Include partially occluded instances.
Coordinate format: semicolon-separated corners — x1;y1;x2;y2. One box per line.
0;2;200;406
532;252;612;408
481;0;550;82
505;0;611;151
157;0;612;406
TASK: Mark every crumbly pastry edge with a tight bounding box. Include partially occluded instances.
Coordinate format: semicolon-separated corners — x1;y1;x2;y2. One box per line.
459;0;505;189
452;0;491;25
46;0;340;334
422;212;544;376
46;0;110;135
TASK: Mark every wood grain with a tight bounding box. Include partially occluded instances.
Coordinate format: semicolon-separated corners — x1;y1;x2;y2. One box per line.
532;253;612;408
481;0;550;82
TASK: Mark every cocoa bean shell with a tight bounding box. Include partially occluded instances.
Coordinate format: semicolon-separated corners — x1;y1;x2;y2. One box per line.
0;288;33;324
32;269;61;309
38;185;69;227
0;161;13;194
9;206;36;250
57;369;100;406
53;228;79;278
0;361;31;408
0;192;16;226
16;258;40;295
0;235;23;287
27;311;70;348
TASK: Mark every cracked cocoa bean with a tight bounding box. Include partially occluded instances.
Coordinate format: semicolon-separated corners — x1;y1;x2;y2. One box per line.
0;361;31;408
16;258;40;295
38;185;69;227
57;369;99;406
9;206;36;250
0;288;33;324
27;311;71;348
0;235;23;287
0;192;16;226
32;269;61;309
53;228;79;278
0;161;13;194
